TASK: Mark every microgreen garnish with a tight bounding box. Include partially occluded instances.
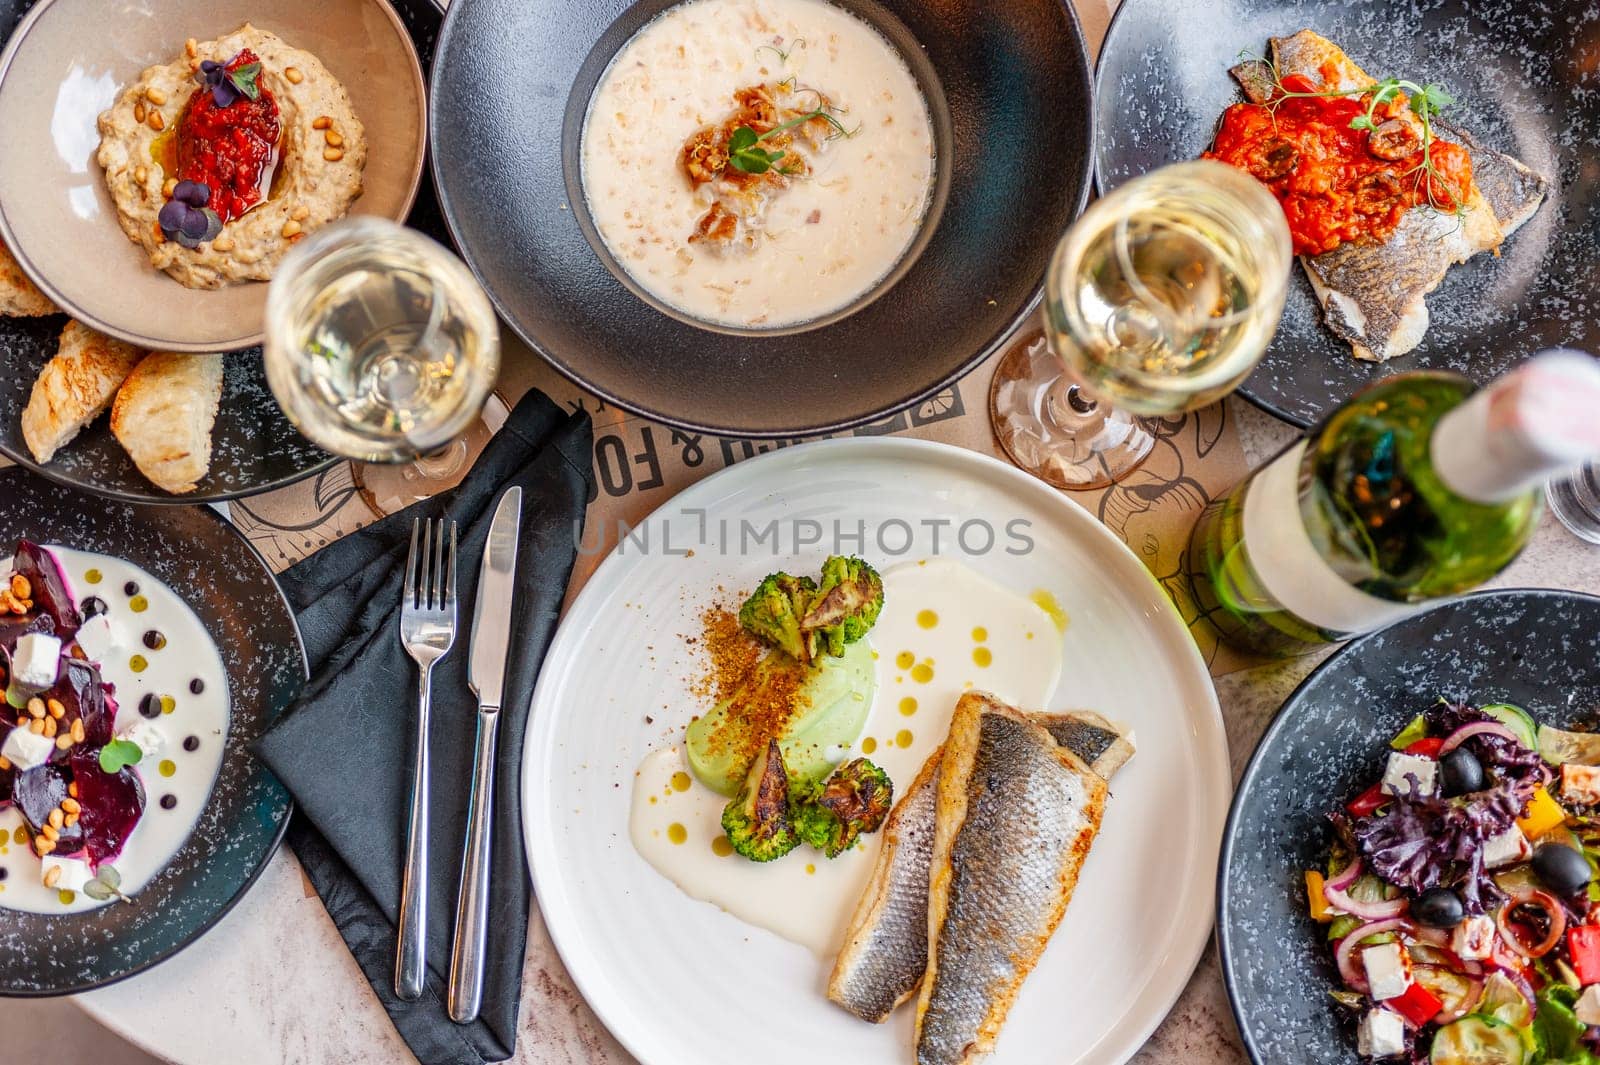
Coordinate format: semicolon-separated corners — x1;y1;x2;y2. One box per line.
197;53;261;108
157;181;222;249
1244;52;1467;220
727;109;856;175
98;738;143;774
757;37;805;65
81;864;132;904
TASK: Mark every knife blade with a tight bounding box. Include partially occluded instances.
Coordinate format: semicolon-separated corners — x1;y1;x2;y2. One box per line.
467;486;522;711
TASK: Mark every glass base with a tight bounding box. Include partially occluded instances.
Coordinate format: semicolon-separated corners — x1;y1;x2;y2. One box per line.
353;391;513;516
988;329;1156;491
1547;465;1600;546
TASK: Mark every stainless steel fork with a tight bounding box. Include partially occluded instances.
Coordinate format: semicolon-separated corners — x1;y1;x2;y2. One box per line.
395;517;457;1002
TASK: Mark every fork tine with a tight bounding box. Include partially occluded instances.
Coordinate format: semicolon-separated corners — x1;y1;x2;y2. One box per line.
445;522;458;612
433;519;446;612
420;518;434;611
404;518;421;611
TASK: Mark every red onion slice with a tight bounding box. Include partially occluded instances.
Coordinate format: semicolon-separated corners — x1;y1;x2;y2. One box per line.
1334;918;1415;993
1440;721;1520;755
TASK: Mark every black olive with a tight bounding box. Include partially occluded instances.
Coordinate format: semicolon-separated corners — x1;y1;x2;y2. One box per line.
1412;887;1466;929
1441;748;1485;796
80;596;108;618
1532;843;1592;895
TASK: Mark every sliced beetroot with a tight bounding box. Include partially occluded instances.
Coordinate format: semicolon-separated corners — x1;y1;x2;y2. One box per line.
68;749;144;868
46;659;116;760
12;762;86;856
13;541;81;642
0;723;14;808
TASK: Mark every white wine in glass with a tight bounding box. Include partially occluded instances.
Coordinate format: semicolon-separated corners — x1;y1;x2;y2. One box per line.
991;159;1292;490
264;217;500;464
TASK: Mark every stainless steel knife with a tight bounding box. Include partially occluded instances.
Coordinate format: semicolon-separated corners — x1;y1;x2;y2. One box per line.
448;485;522;1024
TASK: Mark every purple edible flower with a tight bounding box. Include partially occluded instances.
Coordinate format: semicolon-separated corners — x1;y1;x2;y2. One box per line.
196;51;262;109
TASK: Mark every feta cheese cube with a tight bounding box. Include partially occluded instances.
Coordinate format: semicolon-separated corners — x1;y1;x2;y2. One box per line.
1564;763;1600;806
39;855;92;893
1357;1008;1407;1059
1;725;55;771
1484;825;1532;869
1362;941;1412;1001
1451;914;1497;961
1381;751;1438;797
117;718;166;761
1576;985;1600;1026
11;632;60;691
72;613;121;663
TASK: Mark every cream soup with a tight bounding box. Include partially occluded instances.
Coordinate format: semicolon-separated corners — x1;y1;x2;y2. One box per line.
580;0;936;329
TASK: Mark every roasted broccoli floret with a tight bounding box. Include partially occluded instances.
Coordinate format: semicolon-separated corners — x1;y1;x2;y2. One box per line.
720;739;801;862
792;758;894;858
800;556;884;659
738;573;818;662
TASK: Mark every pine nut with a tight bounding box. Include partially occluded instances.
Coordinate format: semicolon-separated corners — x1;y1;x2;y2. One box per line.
64;813;78;828
312;116;332;130
35;838;55;856
146;86;168;106
323;147;344;162
55;735;72;751
135;102;147;124
281;220;302;238
26;698;45;719
41;824;58;842
43;865;61;888
68;782;79;799
70;719;85;744
134;166;148;185
0;755;8;770
324;130;343;148
61;798;80;814
46;698;65;719
9;574;28;599
48;809;63;829
185;38;198;58
163;178;178;198
212;235;235;253
148;110;164;132
291;205;310;221
285;66;304;84
42;717;56;738
28;719;43;735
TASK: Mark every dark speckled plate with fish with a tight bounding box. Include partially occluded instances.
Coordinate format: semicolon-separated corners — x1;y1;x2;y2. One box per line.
1096;0;1600;428
1219;588;1600;1063
0;0;450;503
0;467;305;995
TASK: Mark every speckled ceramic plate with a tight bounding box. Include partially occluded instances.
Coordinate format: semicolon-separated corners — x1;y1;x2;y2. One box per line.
430;0;1094;437
0;0;450;504
1218;588;1600;1063
522;437;1230;1064
0;467;305;995
1096;0;1598;428
0;0;426;352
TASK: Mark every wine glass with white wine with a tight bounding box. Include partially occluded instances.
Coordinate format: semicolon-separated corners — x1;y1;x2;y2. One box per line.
264;217;501;505
990;159;1292;490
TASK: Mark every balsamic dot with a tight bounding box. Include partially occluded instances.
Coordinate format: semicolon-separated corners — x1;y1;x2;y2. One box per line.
182;736;199;752
159;795;177;810
189;678;205;695
123;581;139;597
142;630;167;651
0;867;9;881
80;596;108;618
139;693;162;719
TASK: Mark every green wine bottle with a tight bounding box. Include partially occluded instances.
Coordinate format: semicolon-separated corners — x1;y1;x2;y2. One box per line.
1187;351;1600;657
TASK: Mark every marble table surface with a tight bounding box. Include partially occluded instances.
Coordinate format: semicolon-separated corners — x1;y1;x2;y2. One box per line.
59;398;1600;1065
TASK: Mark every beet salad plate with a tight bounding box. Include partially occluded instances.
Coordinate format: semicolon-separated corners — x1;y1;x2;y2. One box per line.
1097;0;1600;428
430;0;1094;437
0;467;304;994
1219;589;1600;1062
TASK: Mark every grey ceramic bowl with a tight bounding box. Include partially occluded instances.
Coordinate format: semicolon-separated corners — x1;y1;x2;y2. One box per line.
1219;589;1600;1063
0;467;306;995
1096;0;1599;428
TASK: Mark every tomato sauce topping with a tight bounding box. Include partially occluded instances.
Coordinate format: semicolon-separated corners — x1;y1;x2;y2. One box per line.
1204;71;1474;257
175;50;282;225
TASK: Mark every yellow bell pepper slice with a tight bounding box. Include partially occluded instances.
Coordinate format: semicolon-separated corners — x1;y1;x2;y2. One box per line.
1518;786;1566;839
1306;869;1333;922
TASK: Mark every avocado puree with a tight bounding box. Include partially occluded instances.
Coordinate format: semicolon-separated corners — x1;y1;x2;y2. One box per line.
686;640;875;796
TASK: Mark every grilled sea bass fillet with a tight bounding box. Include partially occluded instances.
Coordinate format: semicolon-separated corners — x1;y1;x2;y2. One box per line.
1232;30;1548;362
828;710;1132;1025
914;693;1110;1065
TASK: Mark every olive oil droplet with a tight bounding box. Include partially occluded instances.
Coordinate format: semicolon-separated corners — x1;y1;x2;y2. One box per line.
899;697;917;717
711;835;734;857
158;759;176;778
910;662;934;684
84;569;102;585
670;771;692;793
895;729;913;749
973;647;993;668
971;626;988;642
895;650;914;670
129;655;148;674
129;595;149;614
916;610;938;629
667;823;688;845
861;737;878;755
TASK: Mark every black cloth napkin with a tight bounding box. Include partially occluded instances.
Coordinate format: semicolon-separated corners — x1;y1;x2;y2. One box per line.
252;390;594;1065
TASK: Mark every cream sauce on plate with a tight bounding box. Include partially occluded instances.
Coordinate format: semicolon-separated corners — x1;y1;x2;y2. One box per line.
629;558;1065;955
581;0;936;329
0;548;229;914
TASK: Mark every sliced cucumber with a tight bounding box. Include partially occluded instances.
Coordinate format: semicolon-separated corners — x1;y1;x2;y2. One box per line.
1430;1014;1526;1065
1481;704;1538;751
1538;724;1600;766
1477;972;1532;1029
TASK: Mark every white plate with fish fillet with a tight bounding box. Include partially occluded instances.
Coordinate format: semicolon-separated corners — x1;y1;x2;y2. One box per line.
521;437;1229;1065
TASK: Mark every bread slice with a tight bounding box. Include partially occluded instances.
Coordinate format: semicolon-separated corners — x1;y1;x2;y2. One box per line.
21;321;146;463
110;352;224;494
0;237;57;317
